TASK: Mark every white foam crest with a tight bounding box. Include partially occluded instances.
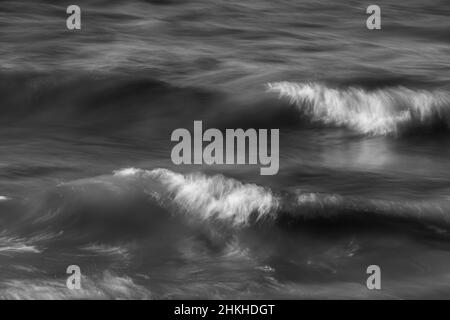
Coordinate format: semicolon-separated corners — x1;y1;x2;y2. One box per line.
146;168;279;227
267;82;450;135
113;167;143;177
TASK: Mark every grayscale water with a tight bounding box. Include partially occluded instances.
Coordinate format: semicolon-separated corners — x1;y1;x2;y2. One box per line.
0;0;449;299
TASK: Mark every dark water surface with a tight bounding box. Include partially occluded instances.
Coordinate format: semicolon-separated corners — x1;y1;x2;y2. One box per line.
0;0;450;299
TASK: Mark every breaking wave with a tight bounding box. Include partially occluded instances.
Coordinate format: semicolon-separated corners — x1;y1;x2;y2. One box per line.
14;168;450;238
7;72;450;138
140;168;279;227
4;168;450;299
267;82;450;136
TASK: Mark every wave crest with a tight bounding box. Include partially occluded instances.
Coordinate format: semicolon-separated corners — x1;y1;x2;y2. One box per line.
267;81;450;136
13;168;450;240
115;168;279;227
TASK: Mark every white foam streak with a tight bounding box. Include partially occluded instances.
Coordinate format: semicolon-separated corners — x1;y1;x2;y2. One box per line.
0;236;41;255
0;272;151;300
113;168;279;227
267;82;450;135
151;169;279;226
81;244;131;260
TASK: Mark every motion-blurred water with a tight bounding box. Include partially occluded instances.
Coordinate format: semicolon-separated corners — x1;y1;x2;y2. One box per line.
0;0;450;299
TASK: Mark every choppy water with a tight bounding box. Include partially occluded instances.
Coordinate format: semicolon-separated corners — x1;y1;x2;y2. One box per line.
0;0;450;299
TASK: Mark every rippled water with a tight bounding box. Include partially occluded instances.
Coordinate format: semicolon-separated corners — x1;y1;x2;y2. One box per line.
0;0;450;299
